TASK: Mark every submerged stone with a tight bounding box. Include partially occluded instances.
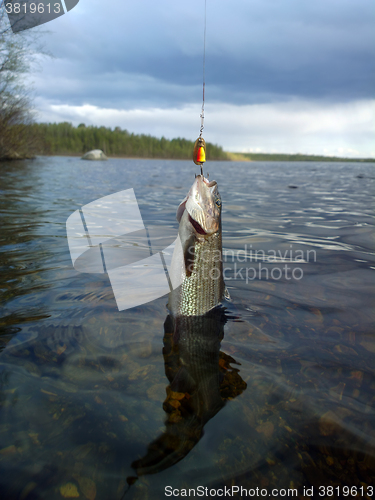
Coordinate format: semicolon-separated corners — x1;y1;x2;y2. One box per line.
59;482;79;498
73;476;96;500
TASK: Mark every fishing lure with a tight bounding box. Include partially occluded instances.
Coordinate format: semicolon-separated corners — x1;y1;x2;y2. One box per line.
193;137;206;166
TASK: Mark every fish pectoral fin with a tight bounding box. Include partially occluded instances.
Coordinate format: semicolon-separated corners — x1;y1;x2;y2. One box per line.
183;235;196;277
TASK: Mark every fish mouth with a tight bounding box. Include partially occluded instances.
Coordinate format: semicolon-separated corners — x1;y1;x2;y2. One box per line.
188;214;207;235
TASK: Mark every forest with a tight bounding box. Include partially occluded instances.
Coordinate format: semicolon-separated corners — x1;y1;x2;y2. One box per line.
28;122;229;160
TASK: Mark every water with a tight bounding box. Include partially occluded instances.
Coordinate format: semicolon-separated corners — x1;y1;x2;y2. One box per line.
0;157;374;499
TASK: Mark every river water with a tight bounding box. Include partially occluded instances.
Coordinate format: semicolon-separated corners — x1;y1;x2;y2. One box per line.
0;157;374;500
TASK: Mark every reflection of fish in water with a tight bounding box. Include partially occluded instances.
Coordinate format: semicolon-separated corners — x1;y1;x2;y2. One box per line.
131;309;246;476
129;176;247;479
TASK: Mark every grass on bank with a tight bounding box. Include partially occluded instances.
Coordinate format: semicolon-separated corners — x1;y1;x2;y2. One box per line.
234;152;375;162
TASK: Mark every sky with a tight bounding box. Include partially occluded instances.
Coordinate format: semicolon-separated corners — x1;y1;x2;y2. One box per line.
20;0;375;156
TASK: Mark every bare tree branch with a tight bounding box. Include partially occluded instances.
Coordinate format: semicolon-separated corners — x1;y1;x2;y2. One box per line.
0;5;50;160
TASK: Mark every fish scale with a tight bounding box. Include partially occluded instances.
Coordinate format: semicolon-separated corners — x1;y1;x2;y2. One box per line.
179;232;223;316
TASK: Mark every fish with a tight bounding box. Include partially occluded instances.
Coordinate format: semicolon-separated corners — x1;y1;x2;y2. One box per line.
168;174;225;316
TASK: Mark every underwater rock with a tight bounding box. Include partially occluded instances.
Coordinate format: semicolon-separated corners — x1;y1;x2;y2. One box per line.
73;476;96;500
256;421;274;439
319;411;337;436
81;150;108;161
0;445;17;456
59;482;80;498
360;339;375;353
146;383;166;401
20;482;38;500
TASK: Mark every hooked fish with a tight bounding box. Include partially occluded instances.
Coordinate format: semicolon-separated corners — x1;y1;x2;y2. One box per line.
168;174;225;316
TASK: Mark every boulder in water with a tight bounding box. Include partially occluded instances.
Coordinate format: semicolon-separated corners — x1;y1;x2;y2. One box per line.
81;149;108;161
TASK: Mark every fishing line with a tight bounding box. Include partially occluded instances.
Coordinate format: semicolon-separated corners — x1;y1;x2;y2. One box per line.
200;0;206;138
193;0;207;175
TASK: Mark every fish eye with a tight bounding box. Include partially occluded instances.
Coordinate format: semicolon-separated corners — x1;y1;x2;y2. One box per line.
215;198;222;208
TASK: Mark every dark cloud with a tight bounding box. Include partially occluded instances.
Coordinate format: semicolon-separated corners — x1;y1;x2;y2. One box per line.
30;0;374;109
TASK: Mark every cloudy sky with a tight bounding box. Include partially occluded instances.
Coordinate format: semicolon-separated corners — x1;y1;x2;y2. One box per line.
25;0;375;156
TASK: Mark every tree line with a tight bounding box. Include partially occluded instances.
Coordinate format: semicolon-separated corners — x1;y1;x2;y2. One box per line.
28;122;229;160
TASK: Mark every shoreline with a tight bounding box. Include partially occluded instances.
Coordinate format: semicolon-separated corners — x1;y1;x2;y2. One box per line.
3;153;374;163
33;153;375;163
